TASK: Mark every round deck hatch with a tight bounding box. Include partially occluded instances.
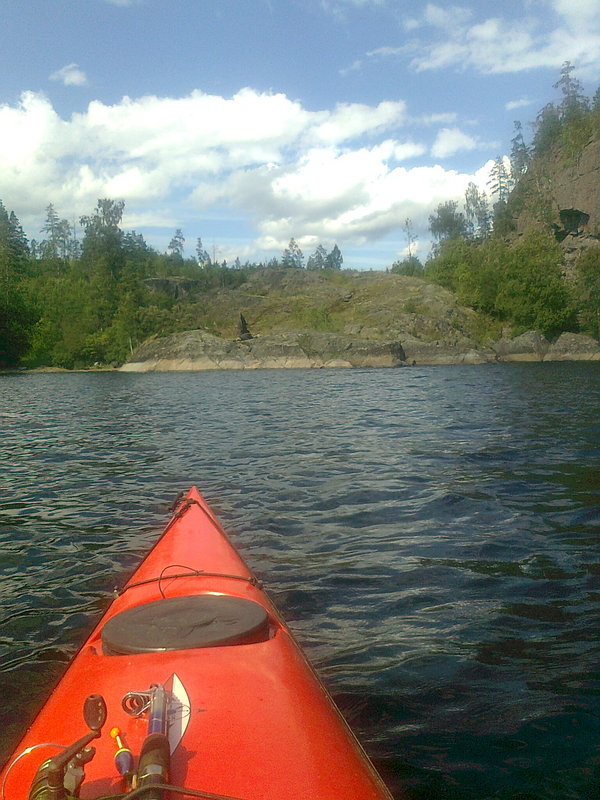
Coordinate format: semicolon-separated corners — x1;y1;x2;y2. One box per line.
102;595;270;655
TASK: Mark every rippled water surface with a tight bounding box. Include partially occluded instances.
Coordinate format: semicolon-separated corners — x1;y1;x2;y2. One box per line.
1;364;599;799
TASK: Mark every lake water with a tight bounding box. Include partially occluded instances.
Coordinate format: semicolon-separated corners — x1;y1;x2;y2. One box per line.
1;364;599;799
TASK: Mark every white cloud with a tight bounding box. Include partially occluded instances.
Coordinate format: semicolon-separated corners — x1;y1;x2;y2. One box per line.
505;98;533;111
252;159;476;250
313;100;407;144
339;59;363;76
431;127;478;158
355;2;600;77
0;88;491;258
424;3;472;31
49;63;88;87
394;141;427;160
551;0;599;33
403;16;421;32
417;112;458;126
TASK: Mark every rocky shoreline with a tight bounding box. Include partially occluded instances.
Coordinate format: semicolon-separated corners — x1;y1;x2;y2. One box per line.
119;330;600;372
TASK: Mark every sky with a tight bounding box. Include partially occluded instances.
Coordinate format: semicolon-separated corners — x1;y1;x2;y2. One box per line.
0;0;599;269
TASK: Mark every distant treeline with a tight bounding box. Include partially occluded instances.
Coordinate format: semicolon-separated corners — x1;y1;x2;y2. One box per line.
0;199;345;369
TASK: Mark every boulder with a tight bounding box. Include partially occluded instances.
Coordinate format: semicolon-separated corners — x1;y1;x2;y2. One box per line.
400;335;496;365
491;331;549;361
545;332;600;361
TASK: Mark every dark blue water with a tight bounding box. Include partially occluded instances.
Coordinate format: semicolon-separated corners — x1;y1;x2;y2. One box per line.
1;364;599;799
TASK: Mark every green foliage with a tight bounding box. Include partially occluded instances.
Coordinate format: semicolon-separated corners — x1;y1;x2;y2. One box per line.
529;62;594;161
0;202;35;367
403;297;425;315
80;199;125;279
576;247;600;337
390;255;424;276
487;157;513;203
510;121;530;179
492;199;516;237
454;239;503;314
306;243;343;270
464;182;491;239
281;238;304;269
195;237;211;266
424;238;473;291
306;244;327;271
560;114;594;160
0;285;34;368
428;201;467;243
326;244;343;270
289;301;337;331
168;228;185;258
533;103;562;154
424;231;578;338
554;61;589;124
495;230;577;336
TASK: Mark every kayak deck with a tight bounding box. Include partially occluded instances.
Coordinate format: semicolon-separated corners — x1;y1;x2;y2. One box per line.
0;488;394;800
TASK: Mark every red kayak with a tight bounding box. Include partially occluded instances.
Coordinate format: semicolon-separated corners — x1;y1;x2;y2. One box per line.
1;487;394;800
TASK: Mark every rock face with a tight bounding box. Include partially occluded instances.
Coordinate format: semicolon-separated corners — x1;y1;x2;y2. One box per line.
120;328;600;371
490;331;600;362
119;270;599;371
545;332;600;361
399;335;496;365
549;137;600;242
490;331;549;362
121;330;407;371
513;134;600;270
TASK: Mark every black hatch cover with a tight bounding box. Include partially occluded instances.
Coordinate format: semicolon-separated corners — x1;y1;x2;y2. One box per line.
102;595;270;655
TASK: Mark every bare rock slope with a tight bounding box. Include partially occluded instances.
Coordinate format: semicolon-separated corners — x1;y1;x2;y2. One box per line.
122;270;600;370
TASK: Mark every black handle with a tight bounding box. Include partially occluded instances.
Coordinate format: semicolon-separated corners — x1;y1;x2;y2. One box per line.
136;732;171;800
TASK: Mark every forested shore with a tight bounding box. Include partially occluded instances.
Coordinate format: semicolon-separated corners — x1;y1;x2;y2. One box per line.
1;63;599;371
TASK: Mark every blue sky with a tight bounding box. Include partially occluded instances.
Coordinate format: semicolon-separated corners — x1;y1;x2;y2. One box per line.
0;0;598;268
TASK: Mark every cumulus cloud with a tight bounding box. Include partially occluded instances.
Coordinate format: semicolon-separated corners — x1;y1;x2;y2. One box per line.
312;100;407;144
431;127;478;158
49;63;88;87
0;88;489;257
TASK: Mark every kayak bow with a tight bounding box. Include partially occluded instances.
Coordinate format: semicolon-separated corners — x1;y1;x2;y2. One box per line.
0;487;394;800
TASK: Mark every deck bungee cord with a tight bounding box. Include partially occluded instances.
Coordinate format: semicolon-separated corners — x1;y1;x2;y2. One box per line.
90;784;252;800
114;564;262;599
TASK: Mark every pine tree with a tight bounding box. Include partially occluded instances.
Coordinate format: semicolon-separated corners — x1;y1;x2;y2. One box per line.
281;238;304;268
79;199;126;329
168;228;185;259
0;202;33;367
510;121;530;178
196;237;211;267
464;183;491;239
80;198;125;278
403;218;416;259
325;244;343;270
40;204;73;263
554;60;589;123
306;244;327;270
487;157;513;203
532;103;561;153
429;201;467;242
